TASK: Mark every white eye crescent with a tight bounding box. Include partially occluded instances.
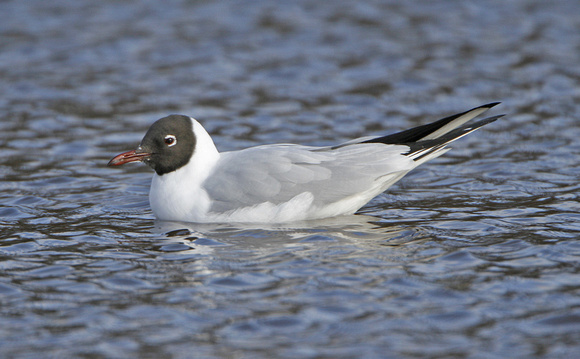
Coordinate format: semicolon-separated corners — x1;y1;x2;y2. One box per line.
164;135;177;147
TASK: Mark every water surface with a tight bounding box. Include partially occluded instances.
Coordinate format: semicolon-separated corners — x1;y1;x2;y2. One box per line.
2;0;580;357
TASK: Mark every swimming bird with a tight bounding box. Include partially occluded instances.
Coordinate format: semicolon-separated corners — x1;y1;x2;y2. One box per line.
108;103;502;223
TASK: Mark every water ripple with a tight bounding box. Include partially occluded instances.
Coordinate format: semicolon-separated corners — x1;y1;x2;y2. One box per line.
1;0;580;358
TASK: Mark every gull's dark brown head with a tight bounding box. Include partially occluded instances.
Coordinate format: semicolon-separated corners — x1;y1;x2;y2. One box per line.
108;115;196;176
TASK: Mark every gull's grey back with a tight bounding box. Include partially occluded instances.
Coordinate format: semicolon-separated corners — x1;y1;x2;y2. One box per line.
203;142;413;214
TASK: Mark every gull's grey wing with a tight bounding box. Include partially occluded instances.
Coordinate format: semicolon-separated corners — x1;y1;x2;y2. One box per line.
203;143;414;213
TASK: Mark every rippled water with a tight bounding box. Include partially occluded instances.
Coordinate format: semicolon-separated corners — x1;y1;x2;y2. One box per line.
2;0;580;357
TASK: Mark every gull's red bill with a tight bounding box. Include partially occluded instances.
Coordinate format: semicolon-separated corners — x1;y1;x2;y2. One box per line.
107;149;151;166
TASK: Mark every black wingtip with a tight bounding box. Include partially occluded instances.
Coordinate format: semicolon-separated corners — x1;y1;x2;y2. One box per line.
362;102;502;146
444;114;504;137
406;113;504;160
473;113;505;126
481;102;501;109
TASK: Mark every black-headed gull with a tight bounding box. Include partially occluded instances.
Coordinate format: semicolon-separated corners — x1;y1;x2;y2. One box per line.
109;103;503;223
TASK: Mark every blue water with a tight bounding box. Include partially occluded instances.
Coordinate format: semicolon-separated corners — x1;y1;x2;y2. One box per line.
2;0;580;357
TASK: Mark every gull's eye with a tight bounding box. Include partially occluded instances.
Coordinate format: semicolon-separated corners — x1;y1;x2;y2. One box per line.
164;134;177;147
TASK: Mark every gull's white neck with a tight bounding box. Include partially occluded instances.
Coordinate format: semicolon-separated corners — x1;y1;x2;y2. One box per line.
149;118;220;221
